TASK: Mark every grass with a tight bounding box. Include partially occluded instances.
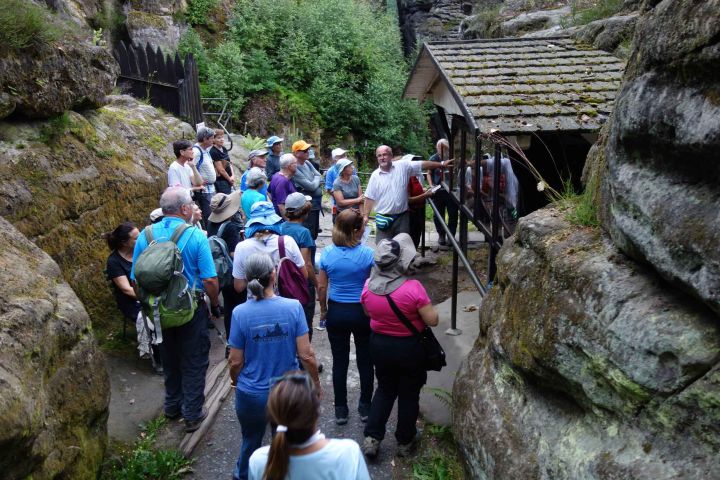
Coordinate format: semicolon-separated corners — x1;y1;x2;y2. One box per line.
0;0;62;53
569;0;624;25
38;112;71;144
411;424;465;480
557;179;599;227
101;416;193;480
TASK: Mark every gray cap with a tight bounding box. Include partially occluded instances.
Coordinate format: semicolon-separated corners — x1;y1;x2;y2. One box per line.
368;233;416;295
246;167;267;188
336;158;353;174
285;192;311;211
248;149;269;161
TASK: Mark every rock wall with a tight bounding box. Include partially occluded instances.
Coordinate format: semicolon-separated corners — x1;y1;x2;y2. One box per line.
453;1;720;478
0;216;109;479
0;95;194;334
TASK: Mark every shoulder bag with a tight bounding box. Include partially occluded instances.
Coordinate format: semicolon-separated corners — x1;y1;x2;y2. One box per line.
385;294;446;372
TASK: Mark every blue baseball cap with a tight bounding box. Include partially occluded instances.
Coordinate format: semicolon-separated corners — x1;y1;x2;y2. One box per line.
266;135;284;148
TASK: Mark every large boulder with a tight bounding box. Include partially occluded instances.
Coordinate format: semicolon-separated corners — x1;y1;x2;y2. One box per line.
454;208;720;479
0;95;194;333
0;216;109;479
598;0;720;315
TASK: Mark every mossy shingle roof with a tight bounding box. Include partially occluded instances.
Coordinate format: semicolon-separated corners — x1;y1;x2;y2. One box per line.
404;37;626;134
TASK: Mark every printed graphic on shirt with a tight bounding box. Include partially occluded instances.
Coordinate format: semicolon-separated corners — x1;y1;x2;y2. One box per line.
251;322;289;342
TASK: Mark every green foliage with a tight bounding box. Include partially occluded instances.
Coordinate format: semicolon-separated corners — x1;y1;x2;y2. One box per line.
39;112;71;144
186;0;219;26
102;416;193;479
0;0;62;53
178;28;210;77
569;0;624;25
411;424;465;480
558;179;599;227
238;134;266;151
423;386;454;410
192;0;430;156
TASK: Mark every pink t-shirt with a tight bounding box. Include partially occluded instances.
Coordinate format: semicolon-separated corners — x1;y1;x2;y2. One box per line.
361;279;431;337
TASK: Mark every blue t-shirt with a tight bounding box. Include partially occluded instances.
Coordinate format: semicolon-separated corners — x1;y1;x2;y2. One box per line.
280;222;315;249
131;217;216;290
229;296;308;394
325;163;339;191
240;170;268;196
319;244;374;303
242;189;267;218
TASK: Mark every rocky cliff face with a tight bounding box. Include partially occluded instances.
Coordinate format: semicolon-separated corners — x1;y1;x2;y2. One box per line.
0;95;193;334
0;215;109;479
453;1;720;478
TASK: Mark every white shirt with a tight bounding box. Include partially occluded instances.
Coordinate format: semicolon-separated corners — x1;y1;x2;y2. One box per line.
193;144;216;193
232;234;305;298
249;439;370;480
167;161;194;189
364;159;422;215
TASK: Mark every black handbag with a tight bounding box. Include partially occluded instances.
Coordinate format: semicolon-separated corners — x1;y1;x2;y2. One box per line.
385;295;447;372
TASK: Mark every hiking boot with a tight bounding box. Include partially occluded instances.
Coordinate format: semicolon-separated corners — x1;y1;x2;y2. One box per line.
362;436;380;458
164;410;181;420
335;405;349;425
438;235;447;246
396;432;421;457
184;409;208;433
358;402;371;423
315;320;326;331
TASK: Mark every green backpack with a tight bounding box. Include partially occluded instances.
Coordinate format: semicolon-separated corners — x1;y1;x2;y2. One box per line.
134;223;196;336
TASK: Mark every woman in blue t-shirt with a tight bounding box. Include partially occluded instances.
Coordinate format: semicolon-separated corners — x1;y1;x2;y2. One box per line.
228;253;322;480
318;209;375;425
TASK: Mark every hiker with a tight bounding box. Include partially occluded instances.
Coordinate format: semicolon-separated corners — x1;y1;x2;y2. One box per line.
280;193;318;339
480;154;520;228
228;253;321;480
325;147;348;222
265;135;284;179
248;371;370;480
193;127;218;226
207;191;246;348
104;222;162;373
241;167;269;218
131;186;221;433
232;201;305;299
317;209;375;425
332;158;364;213
427;139;458;246
363;145;450;243
240;149;269;196
291;140;323;246
360;233;439;458
211;129;235;194
407;173;435;248
268;153;298;217
168;139;203;192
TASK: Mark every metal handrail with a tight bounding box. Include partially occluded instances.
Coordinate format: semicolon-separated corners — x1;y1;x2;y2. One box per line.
202;97;233;150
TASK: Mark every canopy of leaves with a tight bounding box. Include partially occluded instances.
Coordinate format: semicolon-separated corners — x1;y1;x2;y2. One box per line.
183;0;429;157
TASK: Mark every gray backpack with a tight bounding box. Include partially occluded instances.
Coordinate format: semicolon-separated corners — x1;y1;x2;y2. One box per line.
134;223;196;339
208;221;234;289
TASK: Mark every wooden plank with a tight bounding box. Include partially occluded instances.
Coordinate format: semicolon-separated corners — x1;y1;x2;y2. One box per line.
146;43;158;81
136;43;149;77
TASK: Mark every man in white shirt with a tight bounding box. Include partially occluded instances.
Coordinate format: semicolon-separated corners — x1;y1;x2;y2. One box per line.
193;127;218;226
168;139;203;191
363;145;451;243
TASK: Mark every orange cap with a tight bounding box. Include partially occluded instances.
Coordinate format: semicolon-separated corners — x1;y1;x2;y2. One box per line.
291;140;314;153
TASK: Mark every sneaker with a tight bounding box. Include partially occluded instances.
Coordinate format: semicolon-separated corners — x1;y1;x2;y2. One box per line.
362;436;380;458
335;405;349;425
184;409;208;433
315;320;326;331
396;432;421;457
358;403;371;423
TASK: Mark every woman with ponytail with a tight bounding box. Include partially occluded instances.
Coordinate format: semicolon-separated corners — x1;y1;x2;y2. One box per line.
228;254;321;480
249;372;370;480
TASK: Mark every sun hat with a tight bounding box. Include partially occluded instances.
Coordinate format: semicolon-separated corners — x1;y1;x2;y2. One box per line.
248;149;269;162
208;191;241;223
336;158;353;174
246;167;267;188
368;233;416;295
291;140;313;153
149;207;164;223
331;147;347;160
285;192;312;211
266;135;283;148
245;201;282;228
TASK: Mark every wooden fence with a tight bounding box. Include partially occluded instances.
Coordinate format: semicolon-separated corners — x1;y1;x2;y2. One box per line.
113;42;203;127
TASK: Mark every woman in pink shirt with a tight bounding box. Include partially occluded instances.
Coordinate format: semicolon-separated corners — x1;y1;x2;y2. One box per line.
359;233;439;459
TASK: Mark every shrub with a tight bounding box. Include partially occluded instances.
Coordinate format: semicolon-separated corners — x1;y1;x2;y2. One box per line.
186;0;219;26
0;0;62;53
570;0;625;25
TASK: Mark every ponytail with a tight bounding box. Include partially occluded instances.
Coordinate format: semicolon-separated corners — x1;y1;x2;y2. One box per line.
104;221;137;251
263;372;320;480
244;253;275;300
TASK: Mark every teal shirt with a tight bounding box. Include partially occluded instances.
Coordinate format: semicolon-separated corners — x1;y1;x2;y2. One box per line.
242;189;267;218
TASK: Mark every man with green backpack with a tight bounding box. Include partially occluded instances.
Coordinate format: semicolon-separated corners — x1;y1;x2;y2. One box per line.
132;187;221;433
